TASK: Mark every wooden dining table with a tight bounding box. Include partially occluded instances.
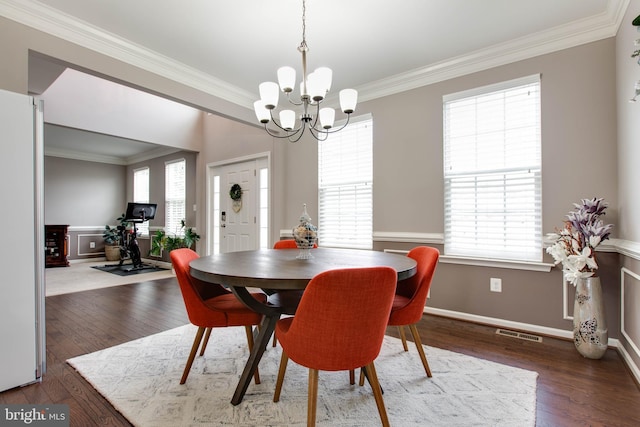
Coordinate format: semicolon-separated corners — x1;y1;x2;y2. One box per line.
189;247;417;405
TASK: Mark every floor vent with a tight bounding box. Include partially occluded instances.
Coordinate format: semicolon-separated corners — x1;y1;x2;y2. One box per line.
496;328;543;343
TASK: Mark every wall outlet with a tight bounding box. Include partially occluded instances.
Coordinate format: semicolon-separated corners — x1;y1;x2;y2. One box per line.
89;241;96;249
490;277;502;292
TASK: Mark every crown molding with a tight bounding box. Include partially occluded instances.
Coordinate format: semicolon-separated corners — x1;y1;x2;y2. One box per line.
44;144;180;165
0;0;630;112
0;0;256;108
356;0;630;102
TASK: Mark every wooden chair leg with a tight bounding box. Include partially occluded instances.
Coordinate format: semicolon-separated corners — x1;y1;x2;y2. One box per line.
363;362;390;427
409;323;432;377
273;351;289;402
349;369;355;385
272;332;277;347
244;325;261;384
363;363;390;427
398;325;409;351
180;326;205;384
199;327;212;356
308;368;319;427
359;368;365;386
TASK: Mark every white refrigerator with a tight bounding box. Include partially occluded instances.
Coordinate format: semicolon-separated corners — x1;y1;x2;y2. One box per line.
0;88;46;392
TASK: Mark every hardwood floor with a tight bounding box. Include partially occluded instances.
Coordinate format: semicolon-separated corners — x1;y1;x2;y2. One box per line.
1;277;639;426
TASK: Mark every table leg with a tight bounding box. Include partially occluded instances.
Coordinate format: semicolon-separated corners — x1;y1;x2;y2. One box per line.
231;313;280;405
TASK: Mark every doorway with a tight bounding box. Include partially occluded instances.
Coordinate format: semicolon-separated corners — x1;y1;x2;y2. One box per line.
206;153;270;255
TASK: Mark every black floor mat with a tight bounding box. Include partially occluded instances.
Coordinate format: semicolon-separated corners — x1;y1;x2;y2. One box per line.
91;264;168;276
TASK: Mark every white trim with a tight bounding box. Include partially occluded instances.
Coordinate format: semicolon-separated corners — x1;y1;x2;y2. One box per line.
621;268;640;361
373;231;443;244
443;74;540;102
0;0;627;112
439;256;553;272
617;341;640;387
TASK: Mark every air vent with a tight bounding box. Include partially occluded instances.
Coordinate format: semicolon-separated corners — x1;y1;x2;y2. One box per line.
496;328;543;343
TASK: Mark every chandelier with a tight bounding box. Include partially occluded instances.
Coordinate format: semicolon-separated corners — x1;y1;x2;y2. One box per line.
253;0;358;142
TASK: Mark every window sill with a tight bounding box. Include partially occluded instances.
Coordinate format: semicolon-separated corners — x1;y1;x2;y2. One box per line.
439;255;553;272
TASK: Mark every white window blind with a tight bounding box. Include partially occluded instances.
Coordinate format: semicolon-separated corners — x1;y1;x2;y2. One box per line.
165;159;186;236
443;75;542;262
133;167;149;236
318;114;373;249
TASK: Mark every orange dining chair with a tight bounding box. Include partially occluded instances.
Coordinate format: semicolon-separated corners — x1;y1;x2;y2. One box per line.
270;239;317;347
273;267;397;427
170;248;267;385
388;246;439;377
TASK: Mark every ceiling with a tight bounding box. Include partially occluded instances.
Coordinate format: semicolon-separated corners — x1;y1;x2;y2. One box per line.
2;0;629;163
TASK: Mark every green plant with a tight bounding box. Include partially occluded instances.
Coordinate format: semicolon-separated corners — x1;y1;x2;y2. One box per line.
149;219;200;256
103;213;130;246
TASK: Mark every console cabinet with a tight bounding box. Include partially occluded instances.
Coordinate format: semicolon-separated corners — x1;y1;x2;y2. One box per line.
45;225;69;267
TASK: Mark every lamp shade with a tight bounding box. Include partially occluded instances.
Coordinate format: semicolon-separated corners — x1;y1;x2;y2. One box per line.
314;67;332;93
280;110;296;130
339;89;358;114
253;101;270;123
259;82;279;109
319;108;335;129
307;72;324;102
277;66;296;93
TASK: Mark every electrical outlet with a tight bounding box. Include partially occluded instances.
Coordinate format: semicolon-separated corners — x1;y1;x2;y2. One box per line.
89;241;96;249
490;278;502;292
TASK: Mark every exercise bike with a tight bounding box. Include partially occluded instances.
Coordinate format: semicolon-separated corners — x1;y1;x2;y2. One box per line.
109;202;158;272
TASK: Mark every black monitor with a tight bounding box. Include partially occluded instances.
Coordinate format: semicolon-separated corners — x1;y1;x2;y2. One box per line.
125;202;157;222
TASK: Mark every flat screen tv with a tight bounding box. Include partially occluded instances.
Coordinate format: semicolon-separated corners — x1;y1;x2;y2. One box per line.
124;202;157;222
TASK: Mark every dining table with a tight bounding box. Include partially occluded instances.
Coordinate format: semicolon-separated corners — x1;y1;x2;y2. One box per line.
189;247;417;405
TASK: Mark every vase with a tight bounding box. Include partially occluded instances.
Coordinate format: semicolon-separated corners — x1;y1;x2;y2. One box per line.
573;276;608;359
292;204;318;259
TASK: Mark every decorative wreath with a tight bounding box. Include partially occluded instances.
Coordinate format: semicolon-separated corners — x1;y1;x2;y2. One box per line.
229;184;242;201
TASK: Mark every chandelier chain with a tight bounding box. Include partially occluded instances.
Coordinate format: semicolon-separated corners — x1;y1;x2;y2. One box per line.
298;0;308;52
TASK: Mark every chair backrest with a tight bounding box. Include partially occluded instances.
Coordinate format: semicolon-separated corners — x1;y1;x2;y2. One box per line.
282;266;397;371
273;239;317;249
170;248;229;326
394;246;440;321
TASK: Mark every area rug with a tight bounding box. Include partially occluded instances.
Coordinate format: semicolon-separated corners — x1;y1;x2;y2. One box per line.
92;263;169;276
46;260;175;296
67;324;537;427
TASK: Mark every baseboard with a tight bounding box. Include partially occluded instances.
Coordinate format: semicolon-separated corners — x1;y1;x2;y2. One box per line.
425;306;640;386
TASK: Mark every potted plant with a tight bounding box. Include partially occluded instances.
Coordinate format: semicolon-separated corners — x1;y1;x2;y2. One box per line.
150;219;200;257
103;213;130;261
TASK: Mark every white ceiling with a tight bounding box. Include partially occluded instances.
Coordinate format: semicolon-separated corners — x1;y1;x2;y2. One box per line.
1;0;629;162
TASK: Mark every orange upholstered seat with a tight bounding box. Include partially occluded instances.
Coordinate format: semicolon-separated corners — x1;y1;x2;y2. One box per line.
170;248;266;384
388;246;439;377
273;267;397;427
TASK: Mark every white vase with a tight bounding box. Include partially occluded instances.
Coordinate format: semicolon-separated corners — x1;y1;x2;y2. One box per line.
573;276;608;359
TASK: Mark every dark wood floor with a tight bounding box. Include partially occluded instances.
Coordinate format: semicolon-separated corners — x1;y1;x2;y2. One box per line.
1;277;639;426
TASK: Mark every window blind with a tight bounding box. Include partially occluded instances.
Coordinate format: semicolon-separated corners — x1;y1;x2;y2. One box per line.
165;159;186;236
318;115;373;249
133;167;149;236
443;75;542;262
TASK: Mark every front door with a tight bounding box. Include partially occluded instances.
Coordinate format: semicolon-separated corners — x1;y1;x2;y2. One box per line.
208;155;269;254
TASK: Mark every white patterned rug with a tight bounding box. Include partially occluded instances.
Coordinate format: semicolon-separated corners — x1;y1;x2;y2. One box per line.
67;324;537;427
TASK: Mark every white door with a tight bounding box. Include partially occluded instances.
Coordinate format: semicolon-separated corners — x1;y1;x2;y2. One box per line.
208;155;269;254
221;162;256;252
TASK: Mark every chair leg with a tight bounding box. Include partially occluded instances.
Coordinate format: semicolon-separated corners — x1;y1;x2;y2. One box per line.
307;368;319;427
349;369;355;385
359;368;365;386
244;325;261;384
398;325;409;351
272;332;277;347
180;326;206;384
409;323;432;377
363;362;390;427
199;327;212;356
273;351;289;402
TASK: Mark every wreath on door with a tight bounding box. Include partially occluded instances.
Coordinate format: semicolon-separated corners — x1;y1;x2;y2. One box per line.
230;184;243;212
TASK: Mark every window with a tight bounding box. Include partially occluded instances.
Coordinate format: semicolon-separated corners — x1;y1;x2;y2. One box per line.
443;75;541;262
165;159;186;236
133;167;149;236
318;114;373;249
